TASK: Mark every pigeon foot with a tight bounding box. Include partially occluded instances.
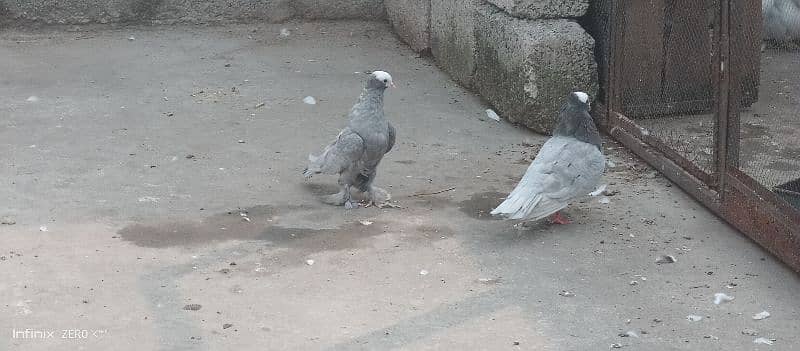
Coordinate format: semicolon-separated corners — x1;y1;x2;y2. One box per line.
551;212;571;225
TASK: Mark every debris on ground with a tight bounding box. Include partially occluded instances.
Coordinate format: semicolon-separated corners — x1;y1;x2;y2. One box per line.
303;96;317;105
485;109;501;122
183;304;202;311
558;290;575;297
713;292;735;305
223;323;233;329
742;328;759;336
610;343;623;349
279;28;291;37
1;216;15;225
237;139;245;144
655;255;677;264
599;197;611;204
255;102;266;108
686;315;703;322
26;96;39;102
753;337;775;345
128;36;135;41
619;331;639;338
753;311;771;320
589;184;607;196
410;187;456;197
358;220;373;226
39;225;48;232
629;280;638;286
419;269;429;276
305;259;315;266
477;278;502;285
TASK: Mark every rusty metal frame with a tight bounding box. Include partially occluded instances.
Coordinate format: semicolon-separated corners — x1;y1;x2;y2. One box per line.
603;0;800;272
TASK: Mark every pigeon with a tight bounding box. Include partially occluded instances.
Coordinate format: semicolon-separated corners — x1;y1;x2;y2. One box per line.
763;0;800;49
490;92;605;225
303;71;396;209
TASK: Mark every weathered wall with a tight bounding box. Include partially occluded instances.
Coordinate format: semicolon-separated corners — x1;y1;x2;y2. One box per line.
0;0;384;24
418;0;598;134
385;0;430;53
475;4;597;133
430;0;479;88
486;0;588;19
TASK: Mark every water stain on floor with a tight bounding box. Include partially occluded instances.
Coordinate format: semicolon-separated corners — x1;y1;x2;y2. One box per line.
117;204;429;251
458;192;505;220
118;205;277;248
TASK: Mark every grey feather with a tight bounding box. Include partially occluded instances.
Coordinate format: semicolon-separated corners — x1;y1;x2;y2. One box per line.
491;92;605;221
304;71;395;207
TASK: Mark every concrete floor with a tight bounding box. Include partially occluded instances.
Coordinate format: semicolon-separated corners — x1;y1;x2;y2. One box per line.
1;21;799;351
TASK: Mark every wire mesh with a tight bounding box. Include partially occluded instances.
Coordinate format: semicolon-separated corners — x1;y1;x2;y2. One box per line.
617;0;719;175
737;36;800;205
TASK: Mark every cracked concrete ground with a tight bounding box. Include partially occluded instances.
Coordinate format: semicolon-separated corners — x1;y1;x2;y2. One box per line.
1;21;799;350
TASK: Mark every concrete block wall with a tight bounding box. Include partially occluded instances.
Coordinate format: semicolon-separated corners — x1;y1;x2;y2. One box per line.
385;0;598;134
0;0;385;24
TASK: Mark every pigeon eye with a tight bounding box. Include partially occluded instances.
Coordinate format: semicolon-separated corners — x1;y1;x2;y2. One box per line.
383;79;387;83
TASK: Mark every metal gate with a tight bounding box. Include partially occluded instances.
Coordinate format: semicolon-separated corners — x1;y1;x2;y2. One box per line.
595;0;800;271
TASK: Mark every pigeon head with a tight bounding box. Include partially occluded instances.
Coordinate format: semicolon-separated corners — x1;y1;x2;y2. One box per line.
553;91;602;149
365;70;395;90
568;91;590;107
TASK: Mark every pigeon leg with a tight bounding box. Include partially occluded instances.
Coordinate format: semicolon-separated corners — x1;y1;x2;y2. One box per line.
343;185;359;209
551;211;571;225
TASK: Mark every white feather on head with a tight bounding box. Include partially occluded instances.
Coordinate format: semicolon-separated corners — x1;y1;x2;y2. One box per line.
574;91;589;104
371;71;393;83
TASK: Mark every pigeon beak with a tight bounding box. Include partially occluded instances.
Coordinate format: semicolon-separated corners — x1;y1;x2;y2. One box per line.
389;81;396;88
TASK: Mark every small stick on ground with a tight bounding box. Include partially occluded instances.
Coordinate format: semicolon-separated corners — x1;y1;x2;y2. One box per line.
410;187;456;197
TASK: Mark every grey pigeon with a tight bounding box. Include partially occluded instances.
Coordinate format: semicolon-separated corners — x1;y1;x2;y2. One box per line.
303;71;396;209
763;0;800;47
491;92;605;224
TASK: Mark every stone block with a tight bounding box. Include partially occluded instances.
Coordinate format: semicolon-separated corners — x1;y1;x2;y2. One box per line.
474;5;598;134
430;0;479;87
486;0;589;19
385;0;431;52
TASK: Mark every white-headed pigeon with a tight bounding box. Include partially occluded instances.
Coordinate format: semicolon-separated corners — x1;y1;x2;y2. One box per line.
491;92;605;224
304;71;396;209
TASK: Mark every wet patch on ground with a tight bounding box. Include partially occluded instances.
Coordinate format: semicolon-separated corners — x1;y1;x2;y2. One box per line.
118;205;277;248
457;192;505;220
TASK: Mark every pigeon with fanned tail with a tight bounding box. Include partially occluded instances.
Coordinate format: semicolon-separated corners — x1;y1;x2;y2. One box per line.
491;92;605;225
303;71;396;209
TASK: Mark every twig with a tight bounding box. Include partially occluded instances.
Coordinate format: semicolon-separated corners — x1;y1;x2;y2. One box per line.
410;187;456;197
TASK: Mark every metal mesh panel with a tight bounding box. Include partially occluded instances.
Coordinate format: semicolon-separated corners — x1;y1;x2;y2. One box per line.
615;0;720;177
736;14;800;207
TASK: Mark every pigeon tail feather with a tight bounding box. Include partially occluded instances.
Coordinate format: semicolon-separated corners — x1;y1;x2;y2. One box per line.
491;189;568;221
491;189;542;220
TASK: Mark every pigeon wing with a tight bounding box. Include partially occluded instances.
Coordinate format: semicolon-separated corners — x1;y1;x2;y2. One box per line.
304;128;364;177
385;122;396;153
491;136;605;220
